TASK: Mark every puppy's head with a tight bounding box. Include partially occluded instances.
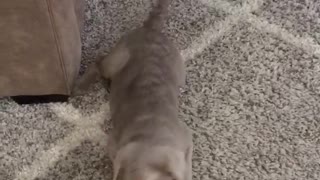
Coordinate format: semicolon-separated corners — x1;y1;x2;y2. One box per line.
113;143;192;180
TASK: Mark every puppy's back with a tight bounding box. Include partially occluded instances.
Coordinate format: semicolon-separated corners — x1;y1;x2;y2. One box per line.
109;0;186;142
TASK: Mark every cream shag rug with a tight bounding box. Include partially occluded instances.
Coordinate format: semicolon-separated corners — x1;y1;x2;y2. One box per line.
1;0;320;179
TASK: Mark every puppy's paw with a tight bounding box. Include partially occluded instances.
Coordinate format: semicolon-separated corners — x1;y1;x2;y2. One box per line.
71;81;89;96
71;87;86;96
102;79;112;93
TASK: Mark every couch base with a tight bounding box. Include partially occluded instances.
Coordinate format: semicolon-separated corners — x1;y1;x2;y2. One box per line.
12;95;69;104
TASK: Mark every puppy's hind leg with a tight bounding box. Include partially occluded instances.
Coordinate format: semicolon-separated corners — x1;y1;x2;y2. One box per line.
98;41;130;80
73;41;130;95
72;62;101;96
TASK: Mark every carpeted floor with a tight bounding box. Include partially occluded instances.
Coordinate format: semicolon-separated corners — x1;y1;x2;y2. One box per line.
1;0;320;179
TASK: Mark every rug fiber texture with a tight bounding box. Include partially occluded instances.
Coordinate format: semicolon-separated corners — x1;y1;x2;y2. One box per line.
1;0;320;179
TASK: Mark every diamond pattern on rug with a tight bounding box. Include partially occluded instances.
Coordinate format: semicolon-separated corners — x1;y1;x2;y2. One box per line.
257;0;320;44
180;22;320;179
1;0;320;179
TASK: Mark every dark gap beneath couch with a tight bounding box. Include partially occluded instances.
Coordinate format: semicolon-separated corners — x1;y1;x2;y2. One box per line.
11;95;69;104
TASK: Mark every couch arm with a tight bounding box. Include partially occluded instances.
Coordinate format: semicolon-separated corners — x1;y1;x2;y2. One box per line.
0;0;84;96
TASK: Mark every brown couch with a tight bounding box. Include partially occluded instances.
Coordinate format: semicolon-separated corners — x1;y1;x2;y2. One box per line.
0;0;84;99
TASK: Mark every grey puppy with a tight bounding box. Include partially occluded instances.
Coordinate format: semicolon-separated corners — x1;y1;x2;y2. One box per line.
73;0;193;179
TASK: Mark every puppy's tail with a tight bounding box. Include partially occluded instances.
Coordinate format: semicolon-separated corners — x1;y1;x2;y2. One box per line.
143;0;171;31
